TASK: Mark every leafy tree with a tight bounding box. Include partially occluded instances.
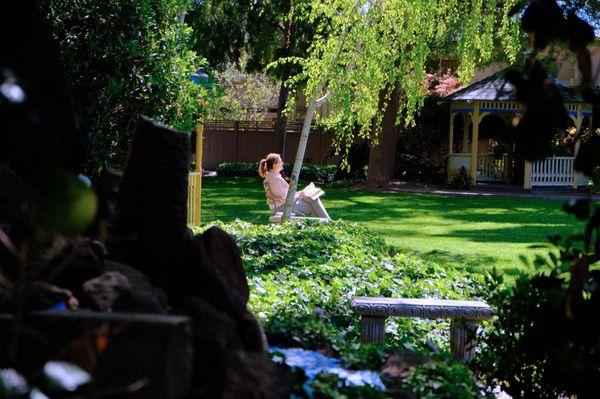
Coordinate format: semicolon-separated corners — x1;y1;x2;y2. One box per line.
40;0;209;173
185;0;250;69
187;0;316;157
280;0;521;220
365;0;523;188
207;69;279;121
250;0;319;157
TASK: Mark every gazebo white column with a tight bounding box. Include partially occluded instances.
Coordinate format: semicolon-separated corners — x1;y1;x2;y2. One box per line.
470;101;480;185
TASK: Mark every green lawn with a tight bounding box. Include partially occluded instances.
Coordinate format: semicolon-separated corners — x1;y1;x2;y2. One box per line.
201;176;586;276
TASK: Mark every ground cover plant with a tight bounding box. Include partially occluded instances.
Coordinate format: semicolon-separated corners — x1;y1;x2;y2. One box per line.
201;176;587;276
196;220;489;397
206;220;487;355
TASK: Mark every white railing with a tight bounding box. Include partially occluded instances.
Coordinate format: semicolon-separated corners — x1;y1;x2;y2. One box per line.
477;154;507;182
531;157;574;186
450;154;589;187
449;153;508;182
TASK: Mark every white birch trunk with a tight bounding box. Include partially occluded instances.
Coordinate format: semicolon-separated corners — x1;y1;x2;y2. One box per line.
280;1;357;221
282;95;319;221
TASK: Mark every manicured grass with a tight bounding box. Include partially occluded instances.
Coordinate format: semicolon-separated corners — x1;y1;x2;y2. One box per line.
201;176;586;276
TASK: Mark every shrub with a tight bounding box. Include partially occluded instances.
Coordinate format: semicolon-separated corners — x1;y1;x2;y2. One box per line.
394;154;445;184
198;220;487;369
477;268;600;398
217;162;338;184
396;96;450;171
476;201;600;399
300;164;338;185
40;0;210;173
591;167;600;193
216;162;261;177
449;166;471;190
333;141;370;180
402;355;490;399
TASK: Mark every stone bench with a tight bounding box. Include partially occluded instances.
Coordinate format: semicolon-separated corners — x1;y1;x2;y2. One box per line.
269;212;330;224
350;297;494;361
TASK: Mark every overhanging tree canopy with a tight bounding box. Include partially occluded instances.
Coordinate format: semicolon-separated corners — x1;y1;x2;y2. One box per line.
279;0;521;220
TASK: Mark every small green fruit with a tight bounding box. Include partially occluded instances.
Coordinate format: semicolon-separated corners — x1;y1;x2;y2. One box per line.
46;172;98;236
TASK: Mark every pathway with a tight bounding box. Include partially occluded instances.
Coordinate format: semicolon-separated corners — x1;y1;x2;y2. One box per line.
356;180;600;201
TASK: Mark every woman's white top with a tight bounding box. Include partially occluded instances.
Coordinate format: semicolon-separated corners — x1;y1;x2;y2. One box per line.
263;171;288;209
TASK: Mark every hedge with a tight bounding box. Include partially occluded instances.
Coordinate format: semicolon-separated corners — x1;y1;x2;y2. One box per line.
217;162;338;184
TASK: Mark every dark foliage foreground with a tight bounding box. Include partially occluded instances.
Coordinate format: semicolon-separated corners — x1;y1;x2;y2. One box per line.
0;2;289;397
474;4;600;394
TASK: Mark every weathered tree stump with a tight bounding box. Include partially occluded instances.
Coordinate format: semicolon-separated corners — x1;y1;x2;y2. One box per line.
108;116;192;297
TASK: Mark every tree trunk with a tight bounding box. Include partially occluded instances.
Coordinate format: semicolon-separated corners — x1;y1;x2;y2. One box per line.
366;84;400;189
275;0;295;160
282;96;319;221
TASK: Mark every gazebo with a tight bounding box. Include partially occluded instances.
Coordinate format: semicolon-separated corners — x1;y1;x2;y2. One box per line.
447;70;593;188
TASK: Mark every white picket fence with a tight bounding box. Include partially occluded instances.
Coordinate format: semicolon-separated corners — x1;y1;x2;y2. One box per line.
531;156;586;187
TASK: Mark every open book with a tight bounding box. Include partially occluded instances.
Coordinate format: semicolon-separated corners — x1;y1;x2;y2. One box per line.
303;182;325;201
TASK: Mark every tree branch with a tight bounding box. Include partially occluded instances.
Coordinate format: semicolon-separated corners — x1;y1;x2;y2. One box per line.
315;91;331;105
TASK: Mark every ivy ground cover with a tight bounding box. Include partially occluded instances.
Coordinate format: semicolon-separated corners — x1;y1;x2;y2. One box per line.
196;220;488;397
201;176;586;276
193;220;494;397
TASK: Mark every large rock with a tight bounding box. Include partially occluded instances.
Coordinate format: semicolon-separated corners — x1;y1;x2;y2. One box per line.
221;351;291;399
92;312;194;399
81;264;169;314
177;297;243;398
178;297;286;399
380;350;434;390
238;309;268;353
189;227;249;322
102;261;169;313
39;237;105;292
87;168;122;242
81;271;132;311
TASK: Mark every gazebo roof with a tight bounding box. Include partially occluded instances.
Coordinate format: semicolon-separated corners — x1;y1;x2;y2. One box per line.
448;69;589;104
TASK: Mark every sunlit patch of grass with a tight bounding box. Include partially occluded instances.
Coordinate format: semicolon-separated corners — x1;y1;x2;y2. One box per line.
201;176;586;275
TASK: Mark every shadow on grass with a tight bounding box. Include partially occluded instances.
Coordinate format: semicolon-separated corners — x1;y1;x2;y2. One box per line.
434;225;575;244
395;246;496;269
393;247;527;277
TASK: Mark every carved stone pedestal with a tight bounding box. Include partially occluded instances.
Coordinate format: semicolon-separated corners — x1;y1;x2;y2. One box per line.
360;316;386;344
450;319;478;361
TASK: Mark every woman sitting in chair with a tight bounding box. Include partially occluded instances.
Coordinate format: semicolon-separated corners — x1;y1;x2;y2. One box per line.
258;153;330;219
